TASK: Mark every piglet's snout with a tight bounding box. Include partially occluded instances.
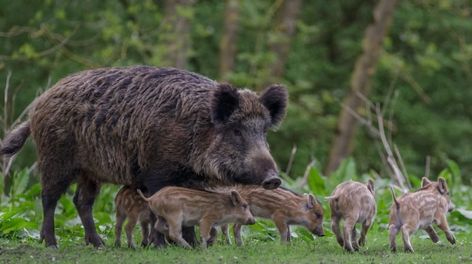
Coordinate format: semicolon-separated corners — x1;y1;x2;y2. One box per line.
448;201;455;212
246;217;256;225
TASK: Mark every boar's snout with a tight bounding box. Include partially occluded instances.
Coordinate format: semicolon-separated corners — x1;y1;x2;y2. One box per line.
262;173;281;190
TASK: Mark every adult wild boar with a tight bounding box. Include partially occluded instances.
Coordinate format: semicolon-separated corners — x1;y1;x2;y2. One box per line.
0;66;288;248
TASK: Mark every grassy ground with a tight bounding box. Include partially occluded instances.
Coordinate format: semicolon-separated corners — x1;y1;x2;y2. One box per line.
0;229;471;264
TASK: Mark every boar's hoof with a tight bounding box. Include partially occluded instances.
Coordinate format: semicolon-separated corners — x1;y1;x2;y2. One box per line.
262;177;281;190
85;235;105;248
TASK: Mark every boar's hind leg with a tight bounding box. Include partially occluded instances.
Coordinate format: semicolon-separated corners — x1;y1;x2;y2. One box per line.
73;176;104;248
424;225;439;243
39;162;76;248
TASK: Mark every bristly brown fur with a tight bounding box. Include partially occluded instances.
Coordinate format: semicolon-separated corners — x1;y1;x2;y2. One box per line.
216;186;324;245
141;186;255;249
388;177;455;253
114;186;152;248
0;66;288;248
328;180;377;252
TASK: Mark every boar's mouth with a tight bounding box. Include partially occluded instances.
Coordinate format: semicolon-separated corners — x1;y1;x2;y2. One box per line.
262;177;281;190
232;172;281;189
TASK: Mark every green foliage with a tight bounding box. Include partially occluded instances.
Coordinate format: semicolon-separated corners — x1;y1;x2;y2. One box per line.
0;0;471;179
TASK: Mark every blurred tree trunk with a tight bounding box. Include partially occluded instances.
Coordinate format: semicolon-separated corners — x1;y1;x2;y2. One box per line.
219;0;240;81
266;0;303;83
162;0;196;69
325;0;399;175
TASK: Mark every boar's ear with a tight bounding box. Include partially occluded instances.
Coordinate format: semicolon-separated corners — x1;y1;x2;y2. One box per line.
437;177;448;194
421;177;432;188
211;84;240;124
230;191;243;206
367;179;375;194
306;194;316;209
259;84;288;128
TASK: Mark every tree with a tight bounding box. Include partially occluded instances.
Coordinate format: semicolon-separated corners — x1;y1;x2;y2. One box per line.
219;0;240;80
325;0;399;175
160;0;196;68
266;0;303;83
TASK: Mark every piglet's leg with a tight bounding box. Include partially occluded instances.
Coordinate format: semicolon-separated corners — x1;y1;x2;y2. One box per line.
331;216;343;248
424;225;439;243
199;220;214;249
273;217;289;243
342;218;356;252
437;215;456;245
167;219;191;249
388;224;399;252
359;219;372;247
221;225;231;245
125;215;138;249
114;209;126;247
401;225;414;253
286;226;291;243
351;227;359;251
233;224;243;246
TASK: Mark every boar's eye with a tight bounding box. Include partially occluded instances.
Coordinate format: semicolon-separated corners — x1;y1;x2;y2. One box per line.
315;213;322;218
233;128;243;137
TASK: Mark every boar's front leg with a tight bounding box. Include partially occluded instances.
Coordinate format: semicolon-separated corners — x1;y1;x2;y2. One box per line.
424;225;439;243
331;215;344;248
437;215;456;245
73;176;104;248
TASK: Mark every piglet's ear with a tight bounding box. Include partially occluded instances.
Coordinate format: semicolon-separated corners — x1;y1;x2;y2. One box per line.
306;194;316;209
259;84;288;128
437;177;448;194
367;179;375;194
421;177;432;188
230;191;243;206
211;84;240;124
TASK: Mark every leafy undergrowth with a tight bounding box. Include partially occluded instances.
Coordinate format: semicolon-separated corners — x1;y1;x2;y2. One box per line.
1;159;471;263
0;230;471;264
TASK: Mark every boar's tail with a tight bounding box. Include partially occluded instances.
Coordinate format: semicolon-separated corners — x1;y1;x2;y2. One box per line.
390;187;400;210
0;121;31;157
137;189;151;202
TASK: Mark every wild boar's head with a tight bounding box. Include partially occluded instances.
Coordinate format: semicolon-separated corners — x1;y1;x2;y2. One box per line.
205;84;288;189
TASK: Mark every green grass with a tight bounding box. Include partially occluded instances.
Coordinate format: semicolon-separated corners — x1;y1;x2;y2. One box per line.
1;229;471;264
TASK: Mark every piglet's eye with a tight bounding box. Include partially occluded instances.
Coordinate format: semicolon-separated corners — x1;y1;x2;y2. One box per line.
234;129;242;137
242;204;248;209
